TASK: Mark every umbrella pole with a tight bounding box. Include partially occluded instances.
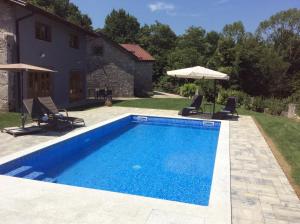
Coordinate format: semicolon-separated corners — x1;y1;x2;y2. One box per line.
20;70;25;128
212;80;216;116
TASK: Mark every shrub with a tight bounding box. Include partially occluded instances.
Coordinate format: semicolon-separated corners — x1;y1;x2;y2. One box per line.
290;91;300;103
216;89;229;105
217;89;250;107
156;76;179;93
179;83;198;97
263;98;287;115
242;95;252;110
194;80;216;102
251;97;265;112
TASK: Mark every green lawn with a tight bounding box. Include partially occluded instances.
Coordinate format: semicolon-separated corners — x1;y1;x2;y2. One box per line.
249;112;300;185
0;112;22;129
113;98;194;111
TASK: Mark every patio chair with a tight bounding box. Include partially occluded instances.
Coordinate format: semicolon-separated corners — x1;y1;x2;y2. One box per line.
96;89;106;100
179;95;203;116
23;98;51;126
221;97;239;116
38;96;85;128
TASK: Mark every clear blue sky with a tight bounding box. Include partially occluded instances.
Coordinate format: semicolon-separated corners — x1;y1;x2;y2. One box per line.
71;0;300;34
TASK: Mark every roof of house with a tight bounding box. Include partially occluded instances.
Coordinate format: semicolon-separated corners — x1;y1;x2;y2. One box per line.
120;44;155;62
6;0;146;62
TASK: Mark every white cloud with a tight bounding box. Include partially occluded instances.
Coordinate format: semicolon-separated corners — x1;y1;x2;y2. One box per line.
147;2;201;17
148;2;175;13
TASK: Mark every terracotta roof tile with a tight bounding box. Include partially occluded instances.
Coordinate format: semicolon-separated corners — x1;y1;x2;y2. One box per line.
120;44;155;62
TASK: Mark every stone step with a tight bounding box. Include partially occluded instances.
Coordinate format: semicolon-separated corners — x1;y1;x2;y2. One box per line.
5;166;33;177
42;177;57;183
23;171;45;180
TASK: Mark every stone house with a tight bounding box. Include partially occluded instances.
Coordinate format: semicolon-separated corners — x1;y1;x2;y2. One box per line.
0;0;154;111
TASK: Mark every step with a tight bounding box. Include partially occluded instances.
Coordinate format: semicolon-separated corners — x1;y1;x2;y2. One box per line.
42;177;57;183
23;171;45;180
5;166;33;177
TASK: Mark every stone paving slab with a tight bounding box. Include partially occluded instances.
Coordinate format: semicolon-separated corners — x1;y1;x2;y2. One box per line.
230;116;300;224
0;106;300;223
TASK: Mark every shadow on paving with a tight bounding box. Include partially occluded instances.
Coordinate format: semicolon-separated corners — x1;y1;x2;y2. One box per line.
189;113;239;121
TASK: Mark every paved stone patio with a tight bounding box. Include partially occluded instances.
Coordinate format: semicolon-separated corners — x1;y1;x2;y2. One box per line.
0;106;300;223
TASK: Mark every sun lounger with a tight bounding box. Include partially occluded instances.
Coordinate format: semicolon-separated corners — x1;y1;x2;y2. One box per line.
38;96;85;128
179;95;203;116
221;97;238;116
23;98;50;126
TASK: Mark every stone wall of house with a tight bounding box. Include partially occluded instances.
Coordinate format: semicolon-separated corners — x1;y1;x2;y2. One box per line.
86;36;135;97
0;0;16;111
134;62;153;96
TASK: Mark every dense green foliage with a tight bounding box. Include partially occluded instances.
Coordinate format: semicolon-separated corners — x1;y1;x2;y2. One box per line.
28;0;92;30
217;88;300;116
103;9;140;43
179;83;198;97
138;22;177;82
103;8;300;99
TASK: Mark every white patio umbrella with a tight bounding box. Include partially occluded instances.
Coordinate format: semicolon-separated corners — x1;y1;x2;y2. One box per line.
167;66;229;115
167;66;229;80
0;63;57;135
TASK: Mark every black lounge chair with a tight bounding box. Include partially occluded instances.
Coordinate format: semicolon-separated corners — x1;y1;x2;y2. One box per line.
23;98;51;126
38;96;85;128
179;95;203;116
221;97;238;116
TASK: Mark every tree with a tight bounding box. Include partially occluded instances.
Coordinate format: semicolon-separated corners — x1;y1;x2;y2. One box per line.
103;9;140;43
28;0;92;30
167;47;203;70
138;22;177;82
256;8;300;50
223;21;245;43
205;31;220;58
139;22;177;55
237;36;290;96
176;27;206;53
257;8;300;94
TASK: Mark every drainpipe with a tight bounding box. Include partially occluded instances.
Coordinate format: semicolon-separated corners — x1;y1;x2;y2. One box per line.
15;12;34;111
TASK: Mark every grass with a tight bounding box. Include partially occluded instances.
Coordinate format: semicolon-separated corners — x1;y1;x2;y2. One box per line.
249;112;300;185
113;98;194;111
0;112;22;129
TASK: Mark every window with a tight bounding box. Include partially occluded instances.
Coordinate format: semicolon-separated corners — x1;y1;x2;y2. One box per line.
69;34;79;49
28;72;52;98
35;22;51;42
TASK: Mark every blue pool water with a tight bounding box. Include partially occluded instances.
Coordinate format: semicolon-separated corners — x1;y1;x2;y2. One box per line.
0;116;220;206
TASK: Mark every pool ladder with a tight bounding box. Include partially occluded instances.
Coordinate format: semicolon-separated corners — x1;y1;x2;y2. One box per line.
134;116;148;122
203;121;215;127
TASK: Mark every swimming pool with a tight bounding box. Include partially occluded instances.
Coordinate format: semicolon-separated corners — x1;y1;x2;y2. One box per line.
0;115;221;206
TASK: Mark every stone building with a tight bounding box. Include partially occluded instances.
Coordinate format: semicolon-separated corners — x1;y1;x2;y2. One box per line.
0;0;154;111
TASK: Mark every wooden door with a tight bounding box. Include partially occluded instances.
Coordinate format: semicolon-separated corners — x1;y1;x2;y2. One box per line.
28;72;52;98
69;71;83;102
